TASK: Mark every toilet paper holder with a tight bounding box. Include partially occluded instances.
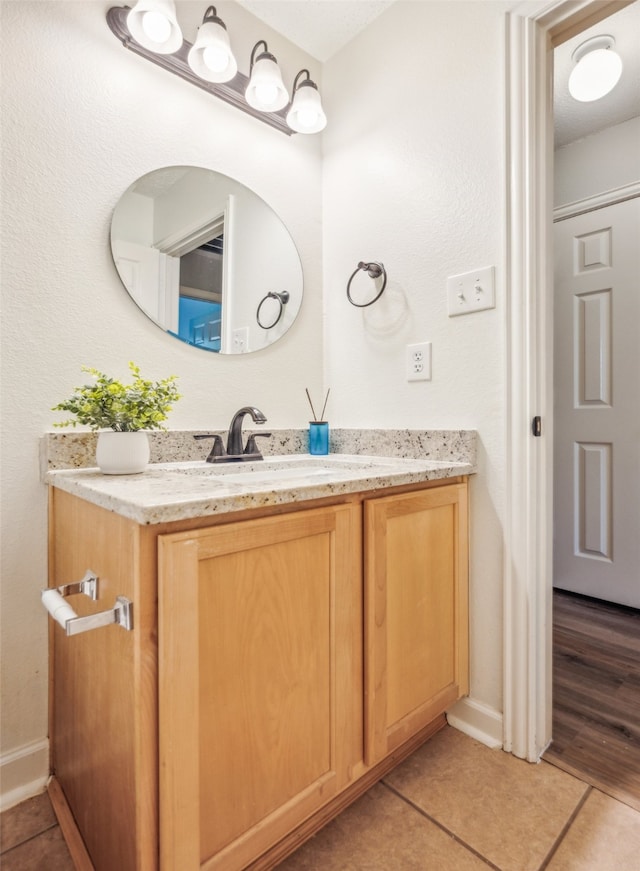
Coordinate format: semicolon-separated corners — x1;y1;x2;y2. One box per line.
41;570;133;636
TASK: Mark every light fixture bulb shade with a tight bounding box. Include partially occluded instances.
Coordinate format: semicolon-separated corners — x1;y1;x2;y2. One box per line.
286;83;327;134
188;20;237;83
568;43;623;102
245;56;289;112
127;0;182;54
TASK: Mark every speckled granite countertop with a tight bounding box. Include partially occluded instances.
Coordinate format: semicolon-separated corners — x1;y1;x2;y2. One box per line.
41;428;476;472
46;453;475;525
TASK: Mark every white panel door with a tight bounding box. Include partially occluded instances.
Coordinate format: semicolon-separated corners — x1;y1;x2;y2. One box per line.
113;240;161;322
157;251;180;333
553;197;640;607
113;242;180;331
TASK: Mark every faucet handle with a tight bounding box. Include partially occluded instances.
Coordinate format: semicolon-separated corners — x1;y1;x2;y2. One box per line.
244;432;272;459
194;433;227;463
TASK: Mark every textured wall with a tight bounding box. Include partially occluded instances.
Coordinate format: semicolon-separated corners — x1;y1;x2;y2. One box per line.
0;0;323;806
322;0;509;718
1;0;513;806
554;115;640;206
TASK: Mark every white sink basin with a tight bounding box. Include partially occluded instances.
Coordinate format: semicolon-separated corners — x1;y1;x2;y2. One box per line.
168;455;400;486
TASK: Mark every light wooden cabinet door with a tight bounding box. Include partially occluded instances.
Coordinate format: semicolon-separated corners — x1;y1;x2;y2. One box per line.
364;483;469;763
158;503;363;871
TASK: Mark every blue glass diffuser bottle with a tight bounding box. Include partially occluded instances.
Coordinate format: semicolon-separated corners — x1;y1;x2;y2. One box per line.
309;421;329;455
306;387;330;455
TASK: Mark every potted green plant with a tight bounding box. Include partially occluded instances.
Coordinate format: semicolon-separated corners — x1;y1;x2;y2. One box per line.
52;362;181;474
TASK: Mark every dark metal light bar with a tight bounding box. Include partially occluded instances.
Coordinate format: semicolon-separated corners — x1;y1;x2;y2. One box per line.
106;6;292;135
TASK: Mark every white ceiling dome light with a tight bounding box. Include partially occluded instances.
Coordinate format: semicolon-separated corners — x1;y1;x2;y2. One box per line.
568;35;623;102
126;0;183;54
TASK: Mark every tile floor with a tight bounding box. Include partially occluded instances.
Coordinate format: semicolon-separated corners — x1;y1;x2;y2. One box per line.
2;727;639;870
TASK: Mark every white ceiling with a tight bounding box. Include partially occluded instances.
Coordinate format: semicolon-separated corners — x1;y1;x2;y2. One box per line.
553;1;640;147
236;0;395;62
238;0;640;147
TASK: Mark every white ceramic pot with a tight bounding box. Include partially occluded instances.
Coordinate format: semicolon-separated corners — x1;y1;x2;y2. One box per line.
96;431;150;475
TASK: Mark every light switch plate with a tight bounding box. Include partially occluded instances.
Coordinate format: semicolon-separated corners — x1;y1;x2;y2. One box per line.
447;266;495;316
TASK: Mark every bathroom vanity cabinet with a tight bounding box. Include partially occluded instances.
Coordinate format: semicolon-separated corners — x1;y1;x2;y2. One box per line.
365;485;468;764
158;503;363;871
47;475;468;871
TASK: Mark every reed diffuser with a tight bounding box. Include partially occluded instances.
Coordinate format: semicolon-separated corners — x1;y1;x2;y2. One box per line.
305;388;330;455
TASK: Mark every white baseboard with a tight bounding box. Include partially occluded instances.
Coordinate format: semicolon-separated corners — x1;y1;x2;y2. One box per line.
0;738;50;811
446;697;503;749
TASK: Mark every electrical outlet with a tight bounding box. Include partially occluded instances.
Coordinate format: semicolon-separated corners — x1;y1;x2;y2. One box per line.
232;327;249;352
406;342;432;382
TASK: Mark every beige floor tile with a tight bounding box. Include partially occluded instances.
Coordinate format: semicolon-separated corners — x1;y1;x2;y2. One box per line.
546;789;640;870
384;726;588;871
0;825;74;871
0;792;57;853
277;782;492;870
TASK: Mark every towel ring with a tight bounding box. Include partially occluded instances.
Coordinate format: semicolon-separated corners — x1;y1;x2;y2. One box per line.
346;261;387;307
256;290;290;329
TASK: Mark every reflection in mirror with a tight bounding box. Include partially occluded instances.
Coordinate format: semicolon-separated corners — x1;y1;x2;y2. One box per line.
110;167;303;354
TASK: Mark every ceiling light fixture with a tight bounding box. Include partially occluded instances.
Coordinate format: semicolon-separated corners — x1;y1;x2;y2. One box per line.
126;0;183;55
568;35;623;102
187;6;237;83
245;41;289;112
286;70;327;134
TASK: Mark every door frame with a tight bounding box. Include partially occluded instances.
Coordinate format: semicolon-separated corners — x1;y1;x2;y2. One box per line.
503;0;634;762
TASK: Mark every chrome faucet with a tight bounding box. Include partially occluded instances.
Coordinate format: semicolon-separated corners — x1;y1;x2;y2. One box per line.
227;405;271;459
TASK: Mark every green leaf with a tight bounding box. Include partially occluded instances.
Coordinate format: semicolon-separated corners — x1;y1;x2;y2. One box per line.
52;363;181;431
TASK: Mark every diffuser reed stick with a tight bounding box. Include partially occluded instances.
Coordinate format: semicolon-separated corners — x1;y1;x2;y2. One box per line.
305;388;318;421
305;388;330;422
319;388;330;422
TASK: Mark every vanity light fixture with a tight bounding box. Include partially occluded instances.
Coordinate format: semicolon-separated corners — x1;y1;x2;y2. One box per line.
245;41;289;112
286;69;327;134
568;35;623;102
126;0;183;55
107;5;327;136
187;6;237;84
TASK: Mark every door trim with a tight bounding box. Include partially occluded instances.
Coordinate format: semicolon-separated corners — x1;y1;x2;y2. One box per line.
554;181;640;222
503;0;634;762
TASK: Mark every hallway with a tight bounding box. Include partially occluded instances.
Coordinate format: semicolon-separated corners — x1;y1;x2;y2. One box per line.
544;589;640;811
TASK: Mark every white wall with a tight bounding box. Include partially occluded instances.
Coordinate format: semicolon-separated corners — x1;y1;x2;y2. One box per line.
554;115;640;206
323;0;509;726
0;0;323;808
1;0;513;807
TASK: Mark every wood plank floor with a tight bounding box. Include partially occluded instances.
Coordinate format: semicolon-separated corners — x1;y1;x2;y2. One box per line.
544;589;640;811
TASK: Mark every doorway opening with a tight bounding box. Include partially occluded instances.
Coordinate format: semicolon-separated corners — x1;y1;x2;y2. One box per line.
503;0;638;764
540;1;640;806
543;2;640;809
177;231;225;352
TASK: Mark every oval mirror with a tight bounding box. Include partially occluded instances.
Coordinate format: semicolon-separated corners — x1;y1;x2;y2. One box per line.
110;166;303;354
